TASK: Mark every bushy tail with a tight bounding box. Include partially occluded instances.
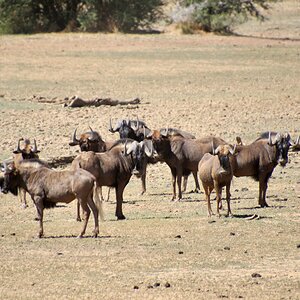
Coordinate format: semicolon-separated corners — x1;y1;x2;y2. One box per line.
93;182;104;222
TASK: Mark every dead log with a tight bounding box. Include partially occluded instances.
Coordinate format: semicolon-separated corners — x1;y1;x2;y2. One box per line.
64;96;141;108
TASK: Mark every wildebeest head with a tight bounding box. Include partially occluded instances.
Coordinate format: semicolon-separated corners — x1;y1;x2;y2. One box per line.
109;118;150;142
13;138;40;159
267;132;291;166
69;127;105;152
123;139;154;177
213;144;236;171
0;161;19;196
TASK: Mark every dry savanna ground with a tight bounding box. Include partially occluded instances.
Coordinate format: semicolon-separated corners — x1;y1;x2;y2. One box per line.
0;1;299;299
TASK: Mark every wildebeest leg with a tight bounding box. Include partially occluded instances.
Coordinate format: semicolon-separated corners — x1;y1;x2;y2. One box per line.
76;200;81;222
215;182;222;217
192;171;201;193
87;196;99;238
19;188;28;208
171;167;177;201
140;164;147;195
176;167;183;201
182;175;188;193
204;185;213;217
115;181;127;220
34;197;44;238
225;183;232;217
78;198;91;238
258;174;269;207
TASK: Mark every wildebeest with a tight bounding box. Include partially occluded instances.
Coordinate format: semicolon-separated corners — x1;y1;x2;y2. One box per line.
13;138;40;208
148;129;227;201
69;126;114;152
199;144;236;217
109;118;154;195
1;159;103;238
230;131;292;207
72;139;154;220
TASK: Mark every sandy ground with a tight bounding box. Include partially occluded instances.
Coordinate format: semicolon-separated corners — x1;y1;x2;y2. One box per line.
0;1;299;299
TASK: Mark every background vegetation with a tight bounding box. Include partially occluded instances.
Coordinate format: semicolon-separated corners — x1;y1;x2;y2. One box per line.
0;0;277;34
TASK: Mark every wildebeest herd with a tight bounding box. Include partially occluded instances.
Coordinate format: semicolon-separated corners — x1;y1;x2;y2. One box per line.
0;118;299;238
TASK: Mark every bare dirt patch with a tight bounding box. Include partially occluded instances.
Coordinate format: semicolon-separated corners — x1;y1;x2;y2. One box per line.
0;1;299;299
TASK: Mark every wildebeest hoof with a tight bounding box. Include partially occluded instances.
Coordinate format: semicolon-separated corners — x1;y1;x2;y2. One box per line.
21;203;28;209
76;217;82;222
117;215;126;220
77;234;84;239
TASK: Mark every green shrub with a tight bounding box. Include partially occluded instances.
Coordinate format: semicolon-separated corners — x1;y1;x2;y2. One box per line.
170;0;278;34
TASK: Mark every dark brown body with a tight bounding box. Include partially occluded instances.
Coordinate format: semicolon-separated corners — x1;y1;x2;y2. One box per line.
2;159;102;238
72;139;153;220
230;133;290;207
149;131;227;200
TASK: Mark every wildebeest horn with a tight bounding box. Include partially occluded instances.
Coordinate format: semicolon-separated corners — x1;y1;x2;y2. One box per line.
268;131;275;146
32;139;39;153
69;128;80;146
13;138;24;153
88;126;98;141
143;140;154;157
109;118;115;133
229;144;237;155
211;141;215;155
213;145;221;155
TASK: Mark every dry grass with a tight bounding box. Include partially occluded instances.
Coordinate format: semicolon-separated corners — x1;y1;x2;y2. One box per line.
0;1;299;299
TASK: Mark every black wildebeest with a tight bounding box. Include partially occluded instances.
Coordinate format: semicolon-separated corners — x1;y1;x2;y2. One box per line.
230;131;292;207
148;129;227;201
109;118;154;195
1;159;103;238
72;139;154;220
69;126;115;220
199;144;236;217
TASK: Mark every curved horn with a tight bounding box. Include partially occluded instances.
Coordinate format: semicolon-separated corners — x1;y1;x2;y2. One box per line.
229;144;237;155
109;118;115;133
144;140;154;157
88;126;98;141
32;139;39;153
214;145;221;155
69;128;80;146
14;138;23;153
211;141;215;155
268;131;274;146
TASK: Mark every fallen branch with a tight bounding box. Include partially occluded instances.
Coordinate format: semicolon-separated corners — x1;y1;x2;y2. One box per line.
65;96;141;108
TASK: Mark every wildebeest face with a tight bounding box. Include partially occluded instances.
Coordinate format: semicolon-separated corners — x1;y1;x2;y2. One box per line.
1;164;19;195
70;128;104;152
125;140;153;177
214;145;236;171
269;133;291;166
276;135;290;166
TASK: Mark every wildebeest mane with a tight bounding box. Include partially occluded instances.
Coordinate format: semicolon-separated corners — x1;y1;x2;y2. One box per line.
19;158;49;169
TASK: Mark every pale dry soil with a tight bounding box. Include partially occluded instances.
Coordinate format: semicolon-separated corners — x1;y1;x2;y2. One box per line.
0;1;299;299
